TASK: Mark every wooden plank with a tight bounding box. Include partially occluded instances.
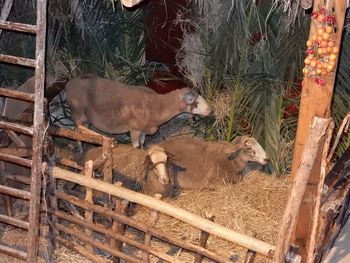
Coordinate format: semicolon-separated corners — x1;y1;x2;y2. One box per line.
0;21;36;34
0;54;36;68
48;166;275;257
0;184;31;200
273;117;332;262
27;0;47;261
0;213;29;230
0;87;35;102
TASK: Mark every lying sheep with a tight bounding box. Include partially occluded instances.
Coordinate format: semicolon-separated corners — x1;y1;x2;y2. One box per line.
66;74;211;148
159;136;269;190
82;144;175;199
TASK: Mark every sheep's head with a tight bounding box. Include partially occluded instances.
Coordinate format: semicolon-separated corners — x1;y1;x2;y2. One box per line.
181;88;211;116
144;145;170;185
224;136;269;165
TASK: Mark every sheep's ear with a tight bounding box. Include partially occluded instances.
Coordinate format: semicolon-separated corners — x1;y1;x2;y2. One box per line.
243;138;253;151
224;144;241;154
183;89;198;104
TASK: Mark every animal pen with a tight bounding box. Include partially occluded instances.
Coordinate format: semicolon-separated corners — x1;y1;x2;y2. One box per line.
0;0;350;263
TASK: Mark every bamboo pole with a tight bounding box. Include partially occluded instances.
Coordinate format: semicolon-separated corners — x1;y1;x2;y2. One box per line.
53;190;232;263
273;117;332;263
47;165;275;257
306;121;334;263
85;160;94;253
143;194;162;262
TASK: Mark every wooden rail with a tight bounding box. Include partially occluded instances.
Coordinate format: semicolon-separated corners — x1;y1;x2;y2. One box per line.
0;21;37;34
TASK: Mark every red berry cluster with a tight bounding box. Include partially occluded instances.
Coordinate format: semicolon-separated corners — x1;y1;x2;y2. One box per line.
302;7;338;87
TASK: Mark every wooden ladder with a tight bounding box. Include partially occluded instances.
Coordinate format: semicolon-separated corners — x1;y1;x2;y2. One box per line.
0;0;47;262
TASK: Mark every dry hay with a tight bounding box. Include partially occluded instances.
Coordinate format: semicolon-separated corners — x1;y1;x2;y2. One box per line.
132;171;290;262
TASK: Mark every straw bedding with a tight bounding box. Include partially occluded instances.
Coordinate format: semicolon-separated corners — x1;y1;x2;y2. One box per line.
0;168;289;263
130;171;290;262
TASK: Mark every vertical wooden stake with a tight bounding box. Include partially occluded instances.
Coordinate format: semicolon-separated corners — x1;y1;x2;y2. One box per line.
27;0;47;261
306;121;334;263
45;162;58;263
85;160;94;253
142;194;162;262
110;181;129;263
194;212;215;263
273;117;332;263
290;0;347;257
102;137;113;185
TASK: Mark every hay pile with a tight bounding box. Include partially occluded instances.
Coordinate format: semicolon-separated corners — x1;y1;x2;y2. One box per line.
132;171;290;262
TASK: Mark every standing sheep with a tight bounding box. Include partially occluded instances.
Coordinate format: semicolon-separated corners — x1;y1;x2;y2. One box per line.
159;136;269;190
82;144;175;198
66;74;211;148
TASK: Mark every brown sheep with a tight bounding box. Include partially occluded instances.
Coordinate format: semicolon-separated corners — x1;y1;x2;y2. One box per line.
66;74;211;148
159;136;269;190
82;144;175;199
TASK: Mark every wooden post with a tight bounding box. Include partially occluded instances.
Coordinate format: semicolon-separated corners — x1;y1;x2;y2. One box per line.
306;121;334;263
85;160;94;253
46;162;58;263
194;213;215;263
290;0;347;257
273;117;332;263
102;137;113;184
27;0;47;261
110;181;129;263
142;194;162;262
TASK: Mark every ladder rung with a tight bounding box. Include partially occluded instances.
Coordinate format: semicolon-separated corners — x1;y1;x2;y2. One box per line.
0;87;35;102
0;214;29;230
3;174;34;185
0;147;32;157
0;243;27;260
0;153;32;167
0;21;36;35
0;54;35;68
0;185;31;200
0;119;33;136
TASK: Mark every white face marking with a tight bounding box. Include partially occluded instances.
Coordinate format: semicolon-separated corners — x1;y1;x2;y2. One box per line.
191;95;211;116
148;146;169;185
246;138;269;165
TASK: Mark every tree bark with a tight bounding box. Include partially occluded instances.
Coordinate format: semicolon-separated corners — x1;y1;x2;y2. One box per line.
290;0;347;257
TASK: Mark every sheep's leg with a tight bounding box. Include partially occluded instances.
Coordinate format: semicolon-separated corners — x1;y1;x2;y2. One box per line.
130;130;141;148
139;132;146;149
